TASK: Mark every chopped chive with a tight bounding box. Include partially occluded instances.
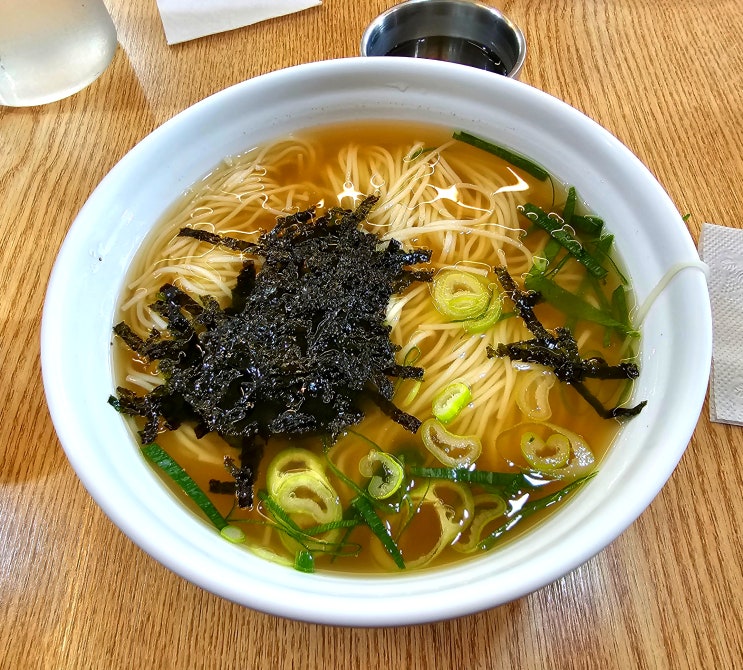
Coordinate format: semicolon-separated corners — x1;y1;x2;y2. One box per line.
453;130;550;181
259;490;362;560
612;284;630;326
562;186;577;228
520;203;608;278
257;489;302;532
571;214;604;236
524;270;637;335
592;234;614;261
478;473;596;550
331;506;366;564
587;273;612;312
409;465;546;496
302;519;362;536
324;448;372;500
592;233;629;285
351;496;405;569
142;443;228;530
294;549;315;573
543;237;563;263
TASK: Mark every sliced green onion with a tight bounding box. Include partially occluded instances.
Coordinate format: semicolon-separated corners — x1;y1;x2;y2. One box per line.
432;381;472;424
594;232;614;255
323;442;375;503
594;233;629;285
462;288;503;334
141;443;227;530
478;474;596;551
420;418;482;467
453;130;550;181
520;203;608;279
520;431;571;472
259;490;343;554
359;450;405;500
432;270;491;321
294;549;315;573
350;496;405;569
220;525;246;544
258;490;360;563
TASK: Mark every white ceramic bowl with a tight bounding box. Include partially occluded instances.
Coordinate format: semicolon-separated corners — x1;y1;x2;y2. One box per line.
41;57;711;626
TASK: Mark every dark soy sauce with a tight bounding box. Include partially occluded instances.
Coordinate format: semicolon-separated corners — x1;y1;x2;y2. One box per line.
386;35;509;75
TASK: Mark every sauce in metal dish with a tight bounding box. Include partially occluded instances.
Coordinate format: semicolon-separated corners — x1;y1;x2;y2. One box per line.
386;35;509;75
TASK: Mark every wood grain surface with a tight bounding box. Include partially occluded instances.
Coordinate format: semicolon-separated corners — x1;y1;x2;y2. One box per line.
1;1;742;668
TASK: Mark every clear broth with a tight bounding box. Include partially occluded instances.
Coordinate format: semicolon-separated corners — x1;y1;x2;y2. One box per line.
113;122;637;574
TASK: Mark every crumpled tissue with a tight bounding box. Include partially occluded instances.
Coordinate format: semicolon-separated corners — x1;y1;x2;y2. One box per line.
699;223;743;426
156;0;322;45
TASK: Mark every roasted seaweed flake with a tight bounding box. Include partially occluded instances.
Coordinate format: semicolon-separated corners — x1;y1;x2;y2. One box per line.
487;266;646;419
109;195;431;507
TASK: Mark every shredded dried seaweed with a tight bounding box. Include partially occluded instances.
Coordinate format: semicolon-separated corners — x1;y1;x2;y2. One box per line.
487;266;646;419
109;195;432;507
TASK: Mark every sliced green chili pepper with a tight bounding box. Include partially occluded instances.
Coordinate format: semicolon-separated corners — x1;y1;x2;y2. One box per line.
359;450;405;500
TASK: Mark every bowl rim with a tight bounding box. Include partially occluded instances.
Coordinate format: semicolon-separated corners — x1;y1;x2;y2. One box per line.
40;56;711;626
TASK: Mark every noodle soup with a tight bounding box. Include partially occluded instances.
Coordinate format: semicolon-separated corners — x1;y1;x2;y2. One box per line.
111;122;642;574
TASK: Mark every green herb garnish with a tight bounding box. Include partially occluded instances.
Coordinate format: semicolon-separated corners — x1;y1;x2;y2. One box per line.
488;267;646;419
523;268;637;335
452;130;550;181
520;203;608;278
478;474;596;550
409;465;547;497
141;443;228;530
351;495;405;569
294;549;315;573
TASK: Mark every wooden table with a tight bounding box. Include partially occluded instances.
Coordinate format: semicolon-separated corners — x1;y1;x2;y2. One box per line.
2;1;742;667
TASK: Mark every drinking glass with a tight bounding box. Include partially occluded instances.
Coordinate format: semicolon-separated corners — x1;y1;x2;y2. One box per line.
0;0;118;107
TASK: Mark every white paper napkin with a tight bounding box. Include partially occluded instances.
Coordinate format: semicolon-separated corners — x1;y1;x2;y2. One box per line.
156;0;322;45
698;223;743;426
